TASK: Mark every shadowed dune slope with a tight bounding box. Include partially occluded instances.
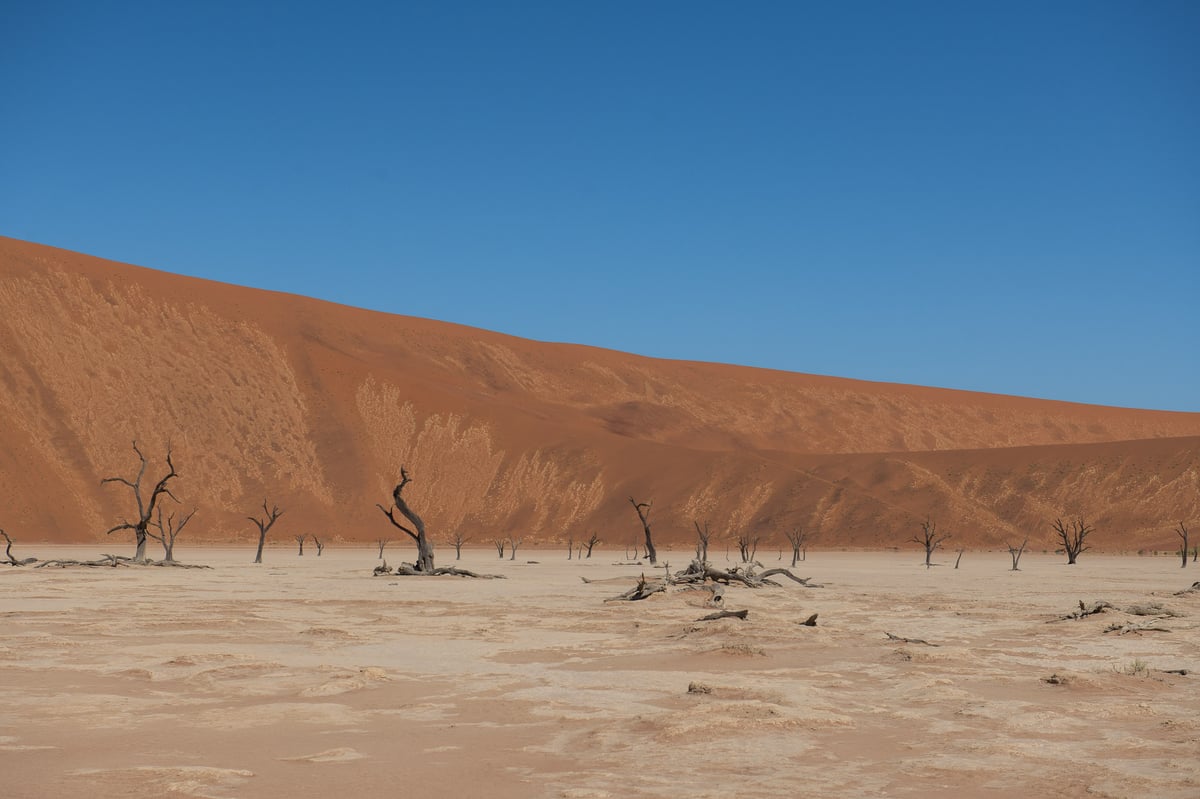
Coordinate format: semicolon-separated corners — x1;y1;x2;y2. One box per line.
1;236;1197;550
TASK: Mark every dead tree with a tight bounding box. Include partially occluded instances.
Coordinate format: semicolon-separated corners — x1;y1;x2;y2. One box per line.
376;466;434;572
629;497;658;565
149;506;195;563
101;441;179;563
1177;522;1190;568
248;500;283;564
954;549;964;569
494;538;506;558
911;518;950;568
1007;538;1028;571
295;534;306;556
567;533;574;560
784;527;810;566
508;535;522;561
1;530;37;566
451;531;470;560
735;532;760;563
376;538;391;559
694;521;711;562
584;531;600;558
1052;517;1092;565
313;536;325;556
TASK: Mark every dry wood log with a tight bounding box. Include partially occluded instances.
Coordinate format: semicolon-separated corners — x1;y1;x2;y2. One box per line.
696;609;749;621
798;613;818;627
1174;581;1200;595
885;631;939;646
1049;600;1115;621
605;573;667;602
382;562;506;578
1103;622;1172;635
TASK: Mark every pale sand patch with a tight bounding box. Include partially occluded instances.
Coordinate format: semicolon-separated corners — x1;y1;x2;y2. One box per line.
1;546;1197;798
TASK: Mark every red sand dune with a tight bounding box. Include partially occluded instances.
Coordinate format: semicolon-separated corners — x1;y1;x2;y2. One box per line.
1;236;1197;551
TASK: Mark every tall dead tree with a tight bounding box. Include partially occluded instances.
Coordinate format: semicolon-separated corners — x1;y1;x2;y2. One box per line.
784;527;810;566
494;538;506;558
248;500;283;564
629;497;658;565
911;518;950;568
694;521;711;562
1052;517;1092;565
1007;538;1028;571
101;441;179;563
295;534;306;556
735;532;760;563
451;531;470;560
584;531;600;558
149;506;195;563
508;535;522;561
377;538;390;559
376;466;434;572
313;535;325;556
1177;522;1190;568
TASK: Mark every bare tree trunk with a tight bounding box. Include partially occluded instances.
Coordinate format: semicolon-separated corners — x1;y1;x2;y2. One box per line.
1177;522;1190;568
494;539;506;558
508;536;522;560
629;497;657;566
295;535;306;556
452;532;469;560
102;441;180;564
249;500;284;564
954;549;964;569
1007;538;1028;571
149;506;194;563
567;534;574;560
1052;517;1092;565
313;536;325;556
694;521;711;563
911;518;950;568
377;538;390;559
376;467;434;572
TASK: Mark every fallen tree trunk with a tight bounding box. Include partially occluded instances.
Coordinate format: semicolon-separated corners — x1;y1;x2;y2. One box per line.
696;609;749;621
885;631;939;646
374;561;505;579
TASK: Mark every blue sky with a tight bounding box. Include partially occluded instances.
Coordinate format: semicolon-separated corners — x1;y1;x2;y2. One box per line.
3;2;1197;411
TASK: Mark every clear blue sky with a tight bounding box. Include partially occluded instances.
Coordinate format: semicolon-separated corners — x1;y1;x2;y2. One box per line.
3;2;1197;411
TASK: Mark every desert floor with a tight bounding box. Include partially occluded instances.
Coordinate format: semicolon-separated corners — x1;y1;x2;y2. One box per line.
2;545;1198;798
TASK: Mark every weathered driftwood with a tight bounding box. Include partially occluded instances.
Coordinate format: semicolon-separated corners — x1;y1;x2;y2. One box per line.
1104;621;1172;635
605;573;667;602
1;530;37;566
1049;600;1115;622
35;554;210;569
1175;581;1200;596
602;559;821;603
696;609;749;621
798;613;818;627
885;631;939;646
373;560;504;579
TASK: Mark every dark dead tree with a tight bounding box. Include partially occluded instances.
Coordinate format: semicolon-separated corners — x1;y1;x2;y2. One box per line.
911;518;951;568
148;506;195;563
1007;538;1029;571
784;527;810;566
954;549;964;569
1052;517;1092;565
629;497;658;565
1177;522;1190;568
508;535;522;561
101;441;179;563
295;534;306;556
694;520;711;562
451;531;470;561
376;466;434;572
376;538;391;560
313;536;325;556
494;538;506;558
248;500;283;564
734;532;760;563
1;530;37;566
584;531;600;558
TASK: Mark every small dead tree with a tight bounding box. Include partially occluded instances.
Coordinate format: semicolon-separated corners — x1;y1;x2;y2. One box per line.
149;506;195;563
629;497;658;565
784;528;810;567
313;536;325;556
911;518;951;568
567;533;574;560
295;534;306;556
584;531;600;558
1007;538;1029;571
376;538;391;560
1052;517;1092;565
1177;522;1190;568
694;520;711;562
735;532;760;563
451;531;470;560
101;441;179;563
376;466;434;572
494;538;506;558
248;500;283;564
508;535;522;560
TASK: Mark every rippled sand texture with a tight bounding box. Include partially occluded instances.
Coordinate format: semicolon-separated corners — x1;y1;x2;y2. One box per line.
2;547;1197;798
